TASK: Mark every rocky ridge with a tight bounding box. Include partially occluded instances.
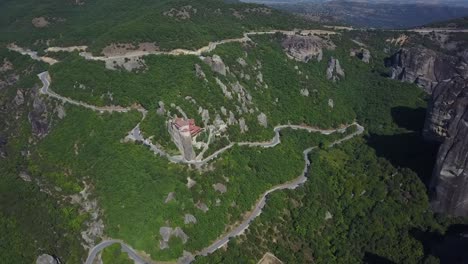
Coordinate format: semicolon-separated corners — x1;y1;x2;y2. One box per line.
387;46;468;216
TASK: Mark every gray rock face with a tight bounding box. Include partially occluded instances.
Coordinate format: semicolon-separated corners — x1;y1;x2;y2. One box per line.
164;192;175;203
36;254;59;264
203;55;227;76
257;112;268;128
194;64;206;80
212;183;227;194
184;214;197;224
388;47;468;217
326;57;345;82
28;90;50;138
281;35;335;62
351;48;371;63
195;201;209;212
14;89;24;105
385;47;467;94
424;77;467;142
429;77;468;217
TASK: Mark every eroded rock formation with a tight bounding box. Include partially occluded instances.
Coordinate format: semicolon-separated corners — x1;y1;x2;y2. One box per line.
326;57;345;82
385;47;467;94
387;47;468;216
429;77;468;217
281;34;335;63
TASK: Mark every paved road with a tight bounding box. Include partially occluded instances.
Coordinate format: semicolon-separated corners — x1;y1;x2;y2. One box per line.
85;240;150;264
38;72;147;116
35;67;363;264
407;28;468;33
8;44;58;65
90;123;364;264
196;123;364;256
51;29;337;62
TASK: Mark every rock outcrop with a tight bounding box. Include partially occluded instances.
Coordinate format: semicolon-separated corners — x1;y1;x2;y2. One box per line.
387;47;468;216
281;34;335;63
326;57;345;82
36;254;59;264
28;87;51;138
385;47;467;94
350;48;371;63
203;55;227;76
429;77;468;217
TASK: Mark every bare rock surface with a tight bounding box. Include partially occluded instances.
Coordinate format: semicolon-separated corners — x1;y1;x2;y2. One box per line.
204;55;227;76
388;46;468;217
196;201;209;212
164;192;175;203
281;34;335;62
173;227;189;243
239;117;248;133
385;47;466;94
14;89;24;106
212;183;227;194
55;104;66;119
187;177;196;189
429;77;468;217
326;57;345;82
178;251;195;264
195;64;206;80
163;5;197;20
328;99;334;108
32;17;49;28
351;48;371;63
257;112;268;128
36;254;59;264
0;58;13;72
184;214;197;224
28;88;50;138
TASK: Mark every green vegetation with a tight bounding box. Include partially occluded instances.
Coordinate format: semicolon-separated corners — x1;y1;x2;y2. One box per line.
0;49;83;264
27;100;353;259
198;138;440;263
428;16;468;29
102;244;133;264
2;0;465;262
0;0;316;53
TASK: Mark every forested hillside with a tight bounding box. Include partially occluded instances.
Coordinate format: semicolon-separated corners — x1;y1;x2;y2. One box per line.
1;0;467;263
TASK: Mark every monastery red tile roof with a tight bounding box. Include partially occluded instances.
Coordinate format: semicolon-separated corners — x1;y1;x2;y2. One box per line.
173;117;202;136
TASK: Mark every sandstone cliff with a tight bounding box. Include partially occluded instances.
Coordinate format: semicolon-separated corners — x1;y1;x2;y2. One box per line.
387;47;468;216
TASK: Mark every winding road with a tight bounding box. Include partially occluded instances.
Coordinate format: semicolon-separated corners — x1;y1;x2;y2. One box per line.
18;25;466;264
36;70;364;264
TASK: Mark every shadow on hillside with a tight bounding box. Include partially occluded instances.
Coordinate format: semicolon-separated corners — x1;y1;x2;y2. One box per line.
366;107;439;188
391;106;427;131
411;225;468;264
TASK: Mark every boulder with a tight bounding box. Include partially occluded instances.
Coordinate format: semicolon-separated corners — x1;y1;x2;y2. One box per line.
257;112;268;128
212;183;227;194
36;254;59;264
184;214;197;224
203;55;227;76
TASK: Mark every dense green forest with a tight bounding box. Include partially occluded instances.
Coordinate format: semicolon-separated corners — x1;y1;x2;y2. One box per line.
0;49;84;263
1;0;467;263
0;0;315;53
